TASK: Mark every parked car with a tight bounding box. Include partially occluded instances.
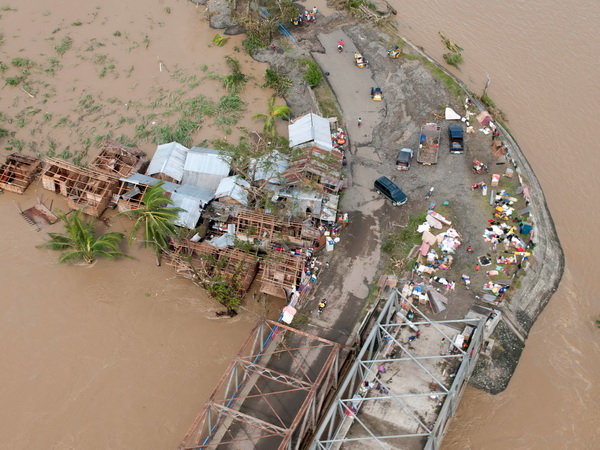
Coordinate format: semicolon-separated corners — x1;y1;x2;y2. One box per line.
396;148;414;170
448;125;465;154
374;176;408;206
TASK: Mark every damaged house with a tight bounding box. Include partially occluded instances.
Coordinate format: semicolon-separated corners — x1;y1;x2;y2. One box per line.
41;158;117;217
115;173;214;229
0;154;42;194
89;140;146;178
286;113;344;193
169;239;259;295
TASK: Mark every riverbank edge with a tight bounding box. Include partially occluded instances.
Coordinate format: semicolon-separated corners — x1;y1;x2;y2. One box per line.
400;39;565;393
199;2;565;395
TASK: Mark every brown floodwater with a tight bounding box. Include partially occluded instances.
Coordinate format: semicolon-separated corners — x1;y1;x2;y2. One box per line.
2;0;599;448
0;0;281;448
386;0;600;447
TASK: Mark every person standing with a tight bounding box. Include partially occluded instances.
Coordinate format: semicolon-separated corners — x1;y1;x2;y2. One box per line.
358;117;362;127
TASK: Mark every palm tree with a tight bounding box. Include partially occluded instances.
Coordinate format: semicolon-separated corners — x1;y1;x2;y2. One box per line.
118;182;183;266
252;96;291;137
40;209;129;264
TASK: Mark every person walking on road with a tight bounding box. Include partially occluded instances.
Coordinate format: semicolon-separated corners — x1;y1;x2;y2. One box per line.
358;117;362;127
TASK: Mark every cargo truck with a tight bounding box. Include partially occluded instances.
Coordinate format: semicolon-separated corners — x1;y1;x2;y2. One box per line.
416;123;441;165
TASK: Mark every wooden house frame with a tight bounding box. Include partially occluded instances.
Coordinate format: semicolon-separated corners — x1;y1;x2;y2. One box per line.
235;210;304;245
284;146;344;193
0;154;42;194
169;240;259;294
41;158;117;217
114;179;151;212
89;140;146;178
259;250;303;299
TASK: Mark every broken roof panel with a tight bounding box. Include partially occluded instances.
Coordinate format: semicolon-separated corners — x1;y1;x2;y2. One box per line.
288;113;333;151
146;142;189;182
215;176;250;206
120;173;214;229
251;150;290;184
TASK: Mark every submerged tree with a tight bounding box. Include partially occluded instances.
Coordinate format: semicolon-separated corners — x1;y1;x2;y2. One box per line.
40;209;129;264
252;96;291;137
118;182;184;266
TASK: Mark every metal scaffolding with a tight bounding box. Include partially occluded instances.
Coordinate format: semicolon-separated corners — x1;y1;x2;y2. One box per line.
311;289;485;450
179;319;345;450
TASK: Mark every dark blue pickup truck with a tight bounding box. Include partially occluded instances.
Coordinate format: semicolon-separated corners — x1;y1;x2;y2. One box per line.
448;125;465;154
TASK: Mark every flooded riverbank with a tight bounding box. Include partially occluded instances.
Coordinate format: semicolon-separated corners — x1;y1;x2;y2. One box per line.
386;0;600;446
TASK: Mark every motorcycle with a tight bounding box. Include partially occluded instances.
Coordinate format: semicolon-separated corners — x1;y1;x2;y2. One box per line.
316;299;328;317
425;186;434;200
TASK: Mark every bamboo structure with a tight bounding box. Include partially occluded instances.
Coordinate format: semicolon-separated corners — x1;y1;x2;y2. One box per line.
169;240;259;294
0;154;42;194
89;140;146;178
259;249;303;299
284;146;344;193
41;158;118;217
236;210;304;243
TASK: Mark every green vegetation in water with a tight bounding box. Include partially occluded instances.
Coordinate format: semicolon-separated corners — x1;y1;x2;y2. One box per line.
11;57;35;68
54;36;73;56
39;209;129;265
443;52;463;68
222;56;247;93
439;32;464;69
5;75;24;86
212;34;229;47
299;59;322;87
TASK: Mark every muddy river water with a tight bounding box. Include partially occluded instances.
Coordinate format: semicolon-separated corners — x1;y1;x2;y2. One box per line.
386;0;600;447
1;0;599;448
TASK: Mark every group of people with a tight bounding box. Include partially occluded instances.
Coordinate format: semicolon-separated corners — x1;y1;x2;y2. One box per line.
291;6;318;26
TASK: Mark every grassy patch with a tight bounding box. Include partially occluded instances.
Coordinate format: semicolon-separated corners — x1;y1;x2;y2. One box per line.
314;82;342;122
421;58;463;99
299;59;322;87
382;211;427;275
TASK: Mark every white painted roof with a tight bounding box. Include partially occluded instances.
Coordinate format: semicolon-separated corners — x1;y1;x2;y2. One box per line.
288;113;333;151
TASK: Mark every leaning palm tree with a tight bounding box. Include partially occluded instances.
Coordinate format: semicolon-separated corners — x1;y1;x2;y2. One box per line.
252;96;291;137
118;182;184;266
40;209;129;264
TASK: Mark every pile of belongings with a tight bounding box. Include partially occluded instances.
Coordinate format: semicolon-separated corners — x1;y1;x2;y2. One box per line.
497;255;517;265
438;228;462;253
332;128;346;148
493;190;518;220
401;282;429;304
483;281;509;298
483;222;528;251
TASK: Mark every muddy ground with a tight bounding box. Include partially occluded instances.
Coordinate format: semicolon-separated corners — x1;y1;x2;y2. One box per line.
251;7;562;394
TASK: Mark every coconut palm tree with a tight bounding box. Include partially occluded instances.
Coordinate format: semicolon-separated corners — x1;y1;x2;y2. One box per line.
118;182;184;266
252;96;291;137
40;209;129;264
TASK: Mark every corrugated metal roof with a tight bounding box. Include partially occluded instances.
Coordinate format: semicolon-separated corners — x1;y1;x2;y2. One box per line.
214;176;250;206
288;113;333;151
146;142;189;182
120;174;214;229
251;150;289;184
186;147;230;176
